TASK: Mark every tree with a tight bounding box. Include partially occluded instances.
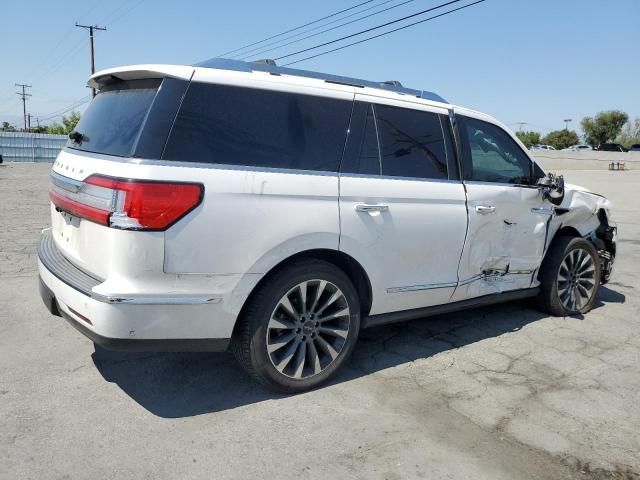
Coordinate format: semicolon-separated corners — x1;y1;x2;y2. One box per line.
1;121;17;132
541;129;580;150
46;111;81;135
581;110;628;147
46;123;65;135
616;117;640;148
515;130;541;148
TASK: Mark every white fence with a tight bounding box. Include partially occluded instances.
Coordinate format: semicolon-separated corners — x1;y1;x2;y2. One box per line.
533;150;640;170
0;132;68;163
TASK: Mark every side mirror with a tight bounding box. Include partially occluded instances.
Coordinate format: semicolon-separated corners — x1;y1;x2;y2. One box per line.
537;172;565;206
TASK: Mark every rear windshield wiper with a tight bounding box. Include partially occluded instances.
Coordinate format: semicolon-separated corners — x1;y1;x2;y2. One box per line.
68;131;88;144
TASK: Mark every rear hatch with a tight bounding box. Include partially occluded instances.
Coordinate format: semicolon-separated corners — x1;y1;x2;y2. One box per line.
48;66;196;280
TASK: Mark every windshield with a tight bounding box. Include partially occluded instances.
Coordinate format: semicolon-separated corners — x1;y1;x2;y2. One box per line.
67;79;160;157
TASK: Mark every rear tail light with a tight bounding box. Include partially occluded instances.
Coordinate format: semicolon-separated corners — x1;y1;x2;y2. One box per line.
49;174;203;231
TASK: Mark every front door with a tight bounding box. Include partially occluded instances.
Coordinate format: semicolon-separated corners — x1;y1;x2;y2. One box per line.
452;112;551;301
339;96;468;315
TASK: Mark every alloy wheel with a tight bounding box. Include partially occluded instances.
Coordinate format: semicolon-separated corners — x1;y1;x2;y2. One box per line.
557;248;597;312
266;280;351;379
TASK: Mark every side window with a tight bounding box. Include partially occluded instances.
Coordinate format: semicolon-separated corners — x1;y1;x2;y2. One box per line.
163;82;352;172
375;104;448;180
461;116;533;184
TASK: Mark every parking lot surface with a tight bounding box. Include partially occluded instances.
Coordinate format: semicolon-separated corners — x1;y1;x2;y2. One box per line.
1;163;639;480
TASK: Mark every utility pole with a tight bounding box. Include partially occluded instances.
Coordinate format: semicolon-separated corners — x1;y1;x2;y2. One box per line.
516;122;527;132
15;83;32;131
563;118;572;130
27;113;31;131
75;23;107;97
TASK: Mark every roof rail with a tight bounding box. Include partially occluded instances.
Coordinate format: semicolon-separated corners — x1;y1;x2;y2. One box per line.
194;57;447;104
252;59;277;66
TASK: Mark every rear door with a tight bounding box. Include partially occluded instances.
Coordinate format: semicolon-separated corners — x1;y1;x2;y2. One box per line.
452;112;549;301
339;96;468;315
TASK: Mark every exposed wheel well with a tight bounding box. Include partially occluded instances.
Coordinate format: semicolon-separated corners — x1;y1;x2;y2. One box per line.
554;226;581;239
238;249;373;321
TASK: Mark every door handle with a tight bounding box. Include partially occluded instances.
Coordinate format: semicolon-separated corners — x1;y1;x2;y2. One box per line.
531;207;555;216
475;205;496;214
355;203;389;213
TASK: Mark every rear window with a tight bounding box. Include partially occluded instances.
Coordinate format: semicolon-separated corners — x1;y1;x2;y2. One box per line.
162;82;352;172
67;79;160;157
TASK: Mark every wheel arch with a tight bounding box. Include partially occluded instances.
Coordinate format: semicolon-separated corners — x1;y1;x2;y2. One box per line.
235;249;373;326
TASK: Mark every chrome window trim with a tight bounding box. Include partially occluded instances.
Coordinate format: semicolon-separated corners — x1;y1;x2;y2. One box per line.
463;180;540;189
339;172;463;184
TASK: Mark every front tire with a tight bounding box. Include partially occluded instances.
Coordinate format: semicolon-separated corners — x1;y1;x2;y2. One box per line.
232;259;361;393
537;236;601;316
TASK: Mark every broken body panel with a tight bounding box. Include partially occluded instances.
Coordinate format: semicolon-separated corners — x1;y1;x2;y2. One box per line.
454;180;616;299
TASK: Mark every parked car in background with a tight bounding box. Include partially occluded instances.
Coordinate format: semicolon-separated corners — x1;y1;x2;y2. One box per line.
628;144;640;152
37;58;618;392
596;143;628;152
530;144;556;151
562;144;592;152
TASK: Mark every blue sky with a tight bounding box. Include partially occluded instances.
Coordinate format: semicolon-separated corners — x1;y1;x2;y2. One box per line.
1;0;638;136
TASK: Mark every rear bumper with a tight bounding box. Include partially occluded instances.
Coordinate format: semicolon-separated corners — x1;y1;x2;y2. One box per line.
38;229;235;351
39;277;229;352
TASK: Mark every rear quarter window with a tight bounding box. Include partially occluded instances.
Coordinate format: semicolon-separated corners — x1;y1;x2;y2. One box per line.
162;83;352;172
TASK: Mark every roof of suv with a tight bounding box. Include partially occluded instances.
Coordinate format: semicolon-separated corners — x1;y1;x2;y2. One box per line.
89;58;448;104
195;58;448;103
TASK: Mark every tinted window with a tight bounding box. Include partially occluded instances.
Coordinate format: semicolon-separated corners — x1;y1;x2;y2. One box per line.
163;83;352;171
375;104;448;180
461;116;533;184
67;79;160;157
353;104;380;175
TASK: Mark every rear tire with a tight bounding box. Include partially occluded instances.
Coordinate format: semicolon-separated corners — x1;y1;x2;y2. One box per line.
232;259;361;393
537;236;601;316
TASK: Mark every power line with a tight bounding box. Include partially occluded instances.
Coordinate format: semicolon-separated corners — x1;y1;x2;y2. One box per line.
38;96;92;123
216;0;379;58
15;84;32;131
101;0;145;26
78;0;107;23
236;0;399;60
30;39;89;86
282;0;486;66
275;0;463;62
240;0;416;61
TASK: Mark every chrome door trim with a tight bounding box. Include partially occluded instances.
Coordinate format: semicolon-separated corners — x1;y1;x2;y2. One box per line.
458;270;535;286
387;281;457;293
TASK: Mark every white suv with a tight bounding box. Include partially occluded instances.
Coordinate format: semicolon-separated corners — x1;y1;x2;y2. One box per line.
38;59;617;392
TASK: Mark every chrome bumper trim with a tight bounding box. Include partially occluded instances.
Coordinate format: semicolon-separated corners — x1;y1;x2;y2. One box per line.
93;294;222;305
